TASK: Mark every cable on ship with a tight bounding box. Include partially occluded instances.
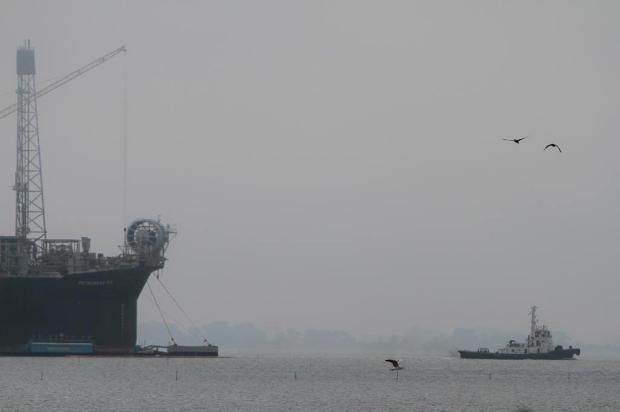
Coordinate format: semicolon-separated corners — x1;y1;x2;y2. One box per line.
146;280;176;344
155;274;212;344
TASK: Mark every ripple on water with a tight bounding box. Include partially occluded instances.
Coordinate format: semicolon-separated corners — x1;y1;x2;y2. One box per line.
0;355;618;411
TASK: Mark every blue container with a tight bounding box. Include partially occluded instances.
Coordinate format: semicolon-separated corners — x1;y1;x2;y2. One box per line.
29;341;93;354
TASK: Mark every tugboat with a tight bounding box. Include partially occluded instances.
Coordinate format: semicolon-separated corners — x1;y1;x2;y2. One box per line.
458;306;581;360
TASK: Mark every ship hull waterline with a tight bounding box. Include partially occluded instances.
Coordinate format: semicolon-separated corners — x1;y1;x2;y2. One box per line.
458;348;581;360
0;266;153;355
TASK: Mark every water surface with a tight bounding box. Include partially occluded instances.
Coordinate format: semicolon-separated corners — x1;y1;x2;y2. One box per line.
0;355;618;411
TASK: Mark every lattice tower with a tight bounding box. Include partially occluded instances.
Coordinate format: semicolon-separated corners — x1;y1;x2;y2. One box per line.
14;39;47;248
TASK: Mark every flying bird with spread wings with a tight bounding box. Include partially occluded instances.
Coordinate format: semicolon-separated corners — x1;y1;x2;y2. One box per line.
502;136;528;144
385;359;403;371
544;143;562;153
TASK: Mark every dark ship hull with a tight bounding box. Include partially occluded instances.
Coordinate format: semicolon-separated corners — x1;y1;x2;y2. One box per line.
0;266;153;354
459;347;581;360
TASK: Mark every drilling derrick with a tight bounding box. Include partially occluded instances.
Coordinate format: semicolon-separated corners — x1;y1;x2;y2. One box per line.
0;41;126;275
14;40;46;270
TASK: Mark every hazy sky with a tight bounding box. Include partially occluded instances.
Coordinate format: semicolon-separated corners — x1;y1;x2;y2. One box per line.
1;1;619;344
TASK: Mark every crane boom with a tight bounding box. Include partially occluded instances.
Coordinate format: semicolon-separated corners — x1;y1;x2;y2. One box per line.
0;45;126;120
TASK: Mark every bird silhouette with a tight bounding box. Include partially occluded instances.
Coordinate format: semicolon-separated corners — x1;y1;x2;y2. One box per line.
385;359;403;370
544;143;562;153
502;136;528;144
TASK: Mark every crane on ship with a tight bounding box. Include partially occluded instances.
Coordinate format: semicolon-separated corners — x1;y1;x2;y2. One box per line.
0;44;126;120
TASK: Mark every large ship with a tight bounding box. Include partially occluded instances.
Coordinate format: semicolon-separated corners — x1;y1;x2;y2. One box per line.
0;41;173;355
458;306;581;360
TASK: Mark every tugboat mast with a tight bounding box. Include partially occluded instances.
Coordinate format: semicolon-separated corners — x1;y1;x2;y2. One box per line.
529;305;538;339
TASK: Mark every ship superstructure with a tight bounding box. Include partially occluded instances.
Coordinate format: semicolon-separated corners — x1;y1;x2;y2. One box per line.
496;306;555;355
458;306;580;360
0;41;173;354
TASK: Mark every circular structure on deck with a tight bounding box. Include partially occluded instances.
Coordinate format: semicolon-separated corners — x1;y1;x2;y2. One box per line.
126;219;168;253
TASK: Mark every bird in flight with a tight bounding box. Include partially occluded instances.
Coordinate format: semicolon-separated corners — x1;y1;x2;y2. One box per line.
544;143;562;153
502;136;528;144
385;359;403;371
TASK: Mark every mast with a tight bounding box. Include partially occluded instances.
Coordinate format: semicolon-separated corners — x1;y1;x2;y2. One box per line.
14;39;46;269
529;305;538;338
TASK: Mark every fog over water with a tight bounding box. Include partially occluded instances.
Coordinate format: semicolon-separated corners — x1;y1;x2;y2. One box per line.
1;1;619;347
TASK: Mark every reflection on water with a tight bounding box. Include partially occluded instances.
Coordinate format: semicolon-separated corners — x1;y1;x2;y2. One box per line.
0;355;618;411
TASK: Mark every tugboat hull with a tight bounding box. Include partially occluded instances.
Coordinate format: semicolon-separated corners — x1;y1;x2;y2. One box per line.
459;347;580;360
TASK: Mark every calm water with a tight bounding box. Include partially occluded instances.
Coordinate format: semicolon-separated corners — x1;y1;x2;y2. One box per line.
0;354;618;411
